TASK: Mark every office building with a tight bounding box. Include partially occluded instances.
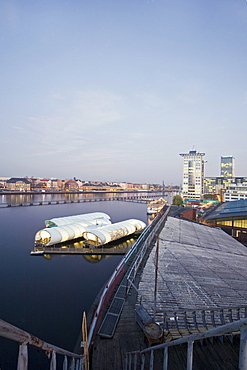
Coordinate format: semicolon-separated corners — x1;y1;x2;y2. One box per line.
221;156;235;178
224;183;247;202
180;150;205;200
204;177;216;194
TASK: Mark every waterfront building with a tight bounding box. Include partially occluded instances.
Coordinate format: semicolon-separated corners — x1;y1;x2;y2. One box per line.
204;177;216;194
204;176;247;200
224;183;247;201
201;199;247;244
80;181;122;192
5;177;31;192
180;150;205;200
215;176;235;195
64;179;79;191
235;177;247;185
0;177;10;189
221;155;235;178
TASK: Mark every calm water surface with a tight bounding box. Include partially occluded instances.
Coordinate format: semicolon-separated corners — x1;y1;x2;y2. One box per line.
0;194;163;369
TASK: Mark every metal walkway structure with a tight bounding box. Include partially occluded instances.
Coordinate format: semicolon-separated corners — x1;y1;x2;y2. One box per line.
125;317;247;370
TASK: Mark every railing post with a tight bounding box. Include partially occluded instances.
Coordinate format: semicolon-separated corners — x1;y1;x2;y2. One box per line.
128;353;132;370
141;353;145;370
239;324;247;370
133;352;137;370
79;358;84;370
17;343;28;370
149;350;154;370
70;357;75;369
187;341;193;370
50;350;56;370
76;358;81;370
163;347;168;370
63;355;68;370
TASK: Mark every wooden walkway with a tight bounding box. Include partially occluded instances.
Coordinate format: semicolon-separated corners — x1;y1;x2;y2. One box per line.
90;215;247;369
90;292;241;369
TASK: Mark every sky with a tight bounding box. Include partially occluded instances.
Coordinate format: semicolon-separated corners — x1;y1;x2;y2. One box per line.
1;0;247;185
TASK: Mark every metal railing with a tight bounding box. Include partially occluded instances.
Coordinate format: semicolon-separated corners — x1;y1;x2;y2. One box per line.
125;317;247;370
126;206;170;295
0;319;84;369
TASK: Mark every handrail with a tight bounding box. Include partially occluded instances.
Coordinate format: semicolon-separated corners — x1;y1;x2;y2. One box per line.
125;318;247;369
141;317;247;353
126;206;170;295
0;319;84;369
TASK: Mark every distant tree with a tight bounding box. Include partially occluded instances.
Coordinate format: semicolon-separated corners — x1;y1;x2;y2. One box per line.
172;195;183;206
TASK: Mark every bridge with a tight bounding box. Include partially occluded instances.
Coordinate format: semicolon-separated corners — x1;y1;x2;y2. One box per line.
0;194;158;208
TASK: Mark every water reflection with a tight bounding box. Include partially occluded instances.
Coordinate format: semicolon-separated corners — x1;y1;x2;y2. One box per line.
0;191;173;206
36;235;137;263
83;254;105;263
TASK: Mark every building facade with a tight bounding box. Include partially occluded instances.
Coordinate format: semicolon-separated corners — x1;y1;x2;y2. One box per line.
224;183;247;202
201;199;247;245
221;156;235;178
204;177;216;194
6;178;31;192
180;150;205;200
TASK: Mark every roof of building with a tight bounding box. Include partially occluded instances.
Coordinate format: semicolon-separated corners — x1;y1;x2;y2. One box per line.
168;205;194;218
6;177;31;184
202;199;247;220
138;216;247;318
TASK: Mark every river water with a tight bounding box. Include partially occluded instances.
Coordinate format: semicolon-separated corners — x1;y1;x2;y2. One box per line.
0;192;172;369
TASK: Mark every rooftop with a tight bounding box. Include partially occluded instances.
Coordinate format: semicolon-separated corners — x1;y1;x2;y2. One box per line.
91;214;247;369
139;216;247;317
202;199;247;220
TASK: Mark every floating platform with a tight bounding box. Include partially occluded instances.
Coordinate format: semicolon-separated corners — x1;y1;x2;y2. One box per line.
34;212;146;248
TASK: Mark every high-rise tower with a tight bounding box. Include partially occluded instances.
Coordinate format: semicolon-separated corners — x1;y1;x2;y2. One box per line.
220;156;235;178
180;150;205;200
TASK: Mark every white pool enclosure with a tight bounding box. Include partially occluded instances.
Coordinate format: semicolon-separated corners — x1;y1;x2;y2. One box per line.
82;219;146;246
34;212;146;247
44;212;111;227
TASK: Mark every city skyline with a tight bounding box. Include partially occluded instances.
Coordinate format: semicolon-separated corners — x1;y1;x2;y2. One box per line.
1;1;247;184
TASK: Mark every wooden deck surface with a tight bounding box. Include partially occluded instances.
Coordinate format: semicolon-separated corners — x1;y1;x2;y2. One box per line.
90;296;240;369
90;215;246;369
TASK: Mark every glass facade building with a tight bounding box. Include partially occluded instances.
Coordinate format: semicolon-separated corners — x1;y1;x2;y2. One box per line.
201;199;247;245
221;156;235;178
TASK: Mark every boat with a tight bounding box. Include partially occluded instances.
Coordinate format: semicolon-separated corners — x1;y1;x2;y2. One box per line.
147;198;168;214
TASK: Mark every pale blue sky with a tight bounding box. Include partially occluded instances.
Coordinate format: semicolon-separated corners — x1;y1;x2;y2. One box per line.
1;0;247;184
